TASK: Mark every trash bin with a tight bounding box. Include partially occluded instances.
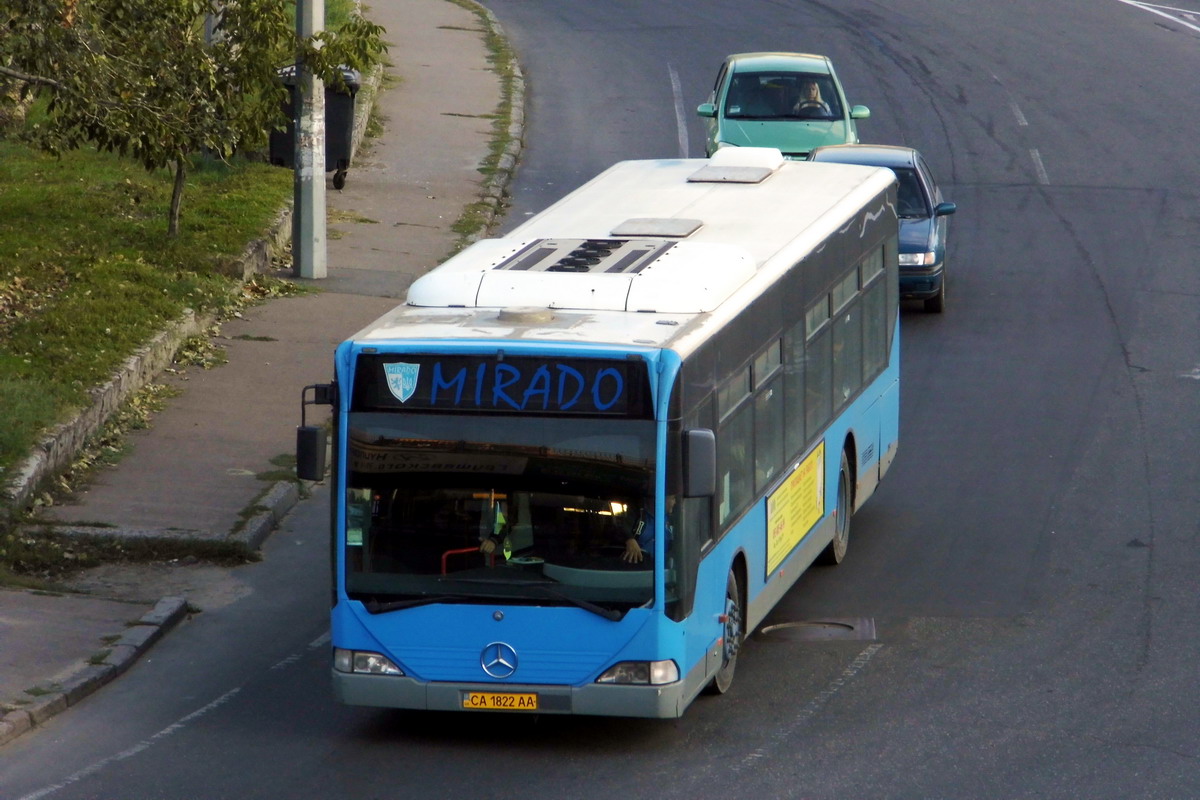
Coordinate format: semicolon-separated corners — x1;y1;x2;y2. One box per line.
268;65;361;190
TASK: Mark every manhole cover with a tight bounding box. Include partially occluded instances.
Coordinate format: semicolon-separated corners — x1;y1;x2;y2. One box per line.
758;618;876;642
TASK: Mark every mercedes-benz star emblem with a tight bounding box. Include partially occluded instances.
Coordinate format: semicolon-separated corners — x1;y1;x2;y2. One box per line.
480;641;518;679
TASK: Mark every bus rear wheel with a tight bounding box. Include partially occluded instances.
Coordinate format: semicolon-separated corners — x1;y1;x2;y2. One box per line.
709;569;744;695
817;452;852;565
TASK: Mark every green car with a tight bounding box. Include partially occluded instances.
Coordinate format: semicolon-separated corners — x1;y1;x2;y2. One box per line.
697;52;870;158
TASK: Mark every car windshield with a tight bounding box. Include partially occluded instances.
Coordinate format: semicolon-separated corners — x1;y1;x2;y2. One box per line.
894;168;930;217
343;412;658;614
724;71;842;121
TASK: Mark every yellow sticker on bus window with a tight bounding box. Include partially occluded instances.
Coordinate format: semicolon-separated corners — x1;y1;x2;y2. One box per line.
766;441;825;575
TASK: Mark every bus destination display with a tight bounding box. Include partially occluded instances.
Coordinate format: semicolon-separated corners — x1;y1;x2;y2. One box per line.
354;354;649;416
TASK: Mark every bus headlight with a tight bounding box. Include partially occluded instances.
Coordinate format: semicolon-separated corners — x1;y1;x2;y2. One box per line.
898;251;936;266
596;660;679;685
334;648;404;676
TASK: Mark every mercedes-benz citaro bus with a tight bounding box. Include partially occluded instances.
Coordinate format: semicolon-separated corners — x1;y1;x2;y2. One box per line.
296;146;900;718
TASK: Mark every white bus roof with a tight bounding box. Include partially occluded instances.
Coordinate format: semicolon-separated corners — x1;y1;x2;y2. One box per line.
352;148;895;353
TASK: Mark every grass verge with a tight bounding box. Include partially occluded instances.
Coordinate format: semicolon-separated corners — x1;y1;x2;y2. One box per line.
0;144;294;480
445;0;522;250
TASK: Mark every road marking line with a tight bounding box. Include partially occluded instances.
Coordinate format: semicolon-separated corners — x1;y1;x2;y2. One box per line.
1030;149;1050;185
1009;102;1029;126
269;653;303;671
16;688;242;800
669;64;689;158
1116;0;1200;33
1133;0;1200;10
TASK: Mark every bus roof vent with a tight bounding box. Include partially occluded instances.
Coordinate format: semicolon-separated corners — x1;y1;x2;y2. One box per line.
493;238;673;274
407;235;757;313
610;218;702;238
689;146;785;184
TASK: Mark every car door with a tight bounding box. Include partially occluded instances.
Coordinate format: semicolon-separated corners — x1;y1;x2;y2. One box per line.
701;60;731;155
916;154;948;260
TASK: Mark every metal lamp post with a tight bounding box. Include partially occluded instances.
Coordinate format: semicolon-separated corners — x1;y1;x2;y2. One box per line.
293;0;327;279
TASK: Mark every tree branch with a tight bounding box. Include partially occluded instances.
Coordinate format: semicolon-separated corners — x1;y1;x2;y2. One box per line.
0;64;63;90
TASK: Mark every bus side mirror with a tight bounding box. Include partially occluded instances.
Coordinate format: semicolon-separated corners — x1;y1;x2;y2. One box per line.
296;382;336;481
683;428;716;498
296;426;327;481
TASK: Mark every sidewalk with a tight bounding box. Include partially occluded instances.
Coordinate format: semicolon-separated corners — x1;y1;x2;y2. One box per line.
0;0;518;747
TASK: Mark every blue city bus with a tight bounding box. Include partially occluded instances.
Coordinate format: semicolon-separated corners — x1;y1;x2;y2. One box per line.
297;147;900;718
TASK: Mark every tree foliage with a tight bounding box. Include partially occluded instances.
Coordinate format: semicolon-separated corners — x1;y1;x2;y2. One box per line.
0;0;385;236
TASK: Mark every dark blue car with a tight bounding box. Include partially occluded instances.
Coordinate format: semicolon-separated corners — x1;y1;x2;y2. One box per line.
808;144;956;312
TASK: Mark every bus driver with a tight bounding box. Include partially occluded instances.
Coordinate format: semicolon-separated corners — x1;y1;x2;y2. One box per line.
622;495;676;564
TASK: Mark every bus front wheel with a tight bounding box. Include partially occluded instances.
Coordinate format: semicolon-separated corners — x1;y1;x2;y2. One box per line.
709;569;744;695
817;452;852;565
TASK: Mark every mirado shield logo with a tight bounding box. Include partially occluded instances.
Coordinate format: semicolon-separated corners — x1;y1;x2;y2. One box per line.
383;362;420;403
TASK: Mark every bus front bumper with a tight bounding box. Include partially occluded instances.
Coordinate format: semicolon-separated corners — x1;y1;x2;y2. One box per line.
332;670;693;719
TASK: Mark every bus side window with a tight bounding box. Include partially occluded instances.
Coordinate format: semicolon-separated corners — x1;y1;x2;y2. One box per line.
805;329;833;439
753;341;784;491
832;304;863;405
668;412;710;622
783;318;806;457
754;377;784;491
717;406;754;525
862;279;887;382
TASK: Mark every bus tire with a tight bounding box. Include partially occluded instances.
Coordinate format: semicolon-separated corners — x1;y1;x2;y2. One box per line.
818;451;852;565
708;568;744;695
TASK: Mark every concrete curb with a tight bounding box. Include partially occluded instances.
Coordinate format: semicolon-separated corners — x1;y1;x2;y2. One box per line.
232;479;305;552
466;3;525;245
0;596;188;748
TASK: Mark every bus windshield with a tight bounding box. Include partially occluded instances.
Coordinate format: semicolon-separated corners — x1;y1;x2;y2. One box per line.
344;412;658;614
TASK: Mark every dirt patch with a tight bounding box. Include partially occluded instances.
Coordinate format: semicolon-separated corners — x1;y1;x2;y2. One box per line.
58;558;253;612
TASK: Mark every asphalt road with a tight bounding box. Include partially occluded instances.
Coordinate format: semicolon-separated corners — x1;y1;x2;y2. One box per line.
4;1;1200;797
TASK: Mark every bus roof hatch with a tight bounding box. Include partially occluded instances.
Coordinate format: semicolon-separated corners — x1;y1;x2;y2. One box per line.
689;146;785;184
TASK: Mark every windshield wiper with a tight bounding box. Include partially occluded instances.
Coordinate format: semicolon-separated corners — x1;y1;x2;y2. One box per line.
528;584;623;622
363;594;472;614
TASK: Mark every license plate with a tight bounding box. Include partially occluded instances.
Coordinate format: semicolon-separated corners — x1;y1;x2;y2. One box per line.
463;691;539;711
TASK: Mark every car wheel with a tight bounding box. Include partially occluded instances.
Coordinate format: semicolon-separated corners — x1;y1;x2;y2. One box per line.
924;274;945;313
